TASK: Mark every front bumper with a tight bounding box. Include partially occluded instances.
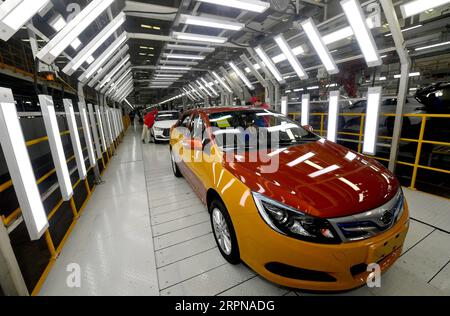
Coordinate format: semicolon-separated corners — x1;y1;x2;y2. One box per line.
153;128;170;141
237;200;410;291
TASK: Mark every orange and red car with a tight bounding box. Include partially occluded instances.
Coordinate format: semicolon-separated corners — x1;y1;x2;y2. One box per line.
169;106;409;291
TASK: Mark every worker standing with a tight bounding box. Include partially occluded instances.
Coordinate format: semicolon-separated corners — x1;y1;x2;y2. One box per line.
142;108;159;143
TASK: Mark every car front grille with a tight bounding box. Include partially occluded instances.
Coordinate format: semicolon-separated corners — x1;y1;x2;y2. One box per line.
163;128;170;137
328;189;404;242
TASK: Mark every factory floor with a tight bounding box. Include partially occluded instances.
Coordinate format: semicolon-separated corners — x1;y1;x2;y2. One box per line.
39;127;450;296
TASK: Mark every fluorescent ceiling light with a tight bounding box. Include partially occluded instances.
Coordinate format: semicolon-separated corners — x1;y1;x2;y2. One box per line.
102;66;131;94
201;77;218;96
196;80;213;97
166;44;215;52
87;44;129;87
281;96;288;116
394;72;420;78
179;14;244;31
293;88;303;92
327;90;340;142
172;31;227;44
212;71;232;93
0;0;50;41
274;34;308;80
196;0;270;13
363;86;382;155
37;0;115;64
159;66;191;71
385;24;422;37
79;31;127;82
415;41;450;51
63;12;126;75
379;76;386;81
98;56;130;88
307;85;319;90
301;94;310;126
341;0;381;67
48;15;82;50
0;87;48;240
154;74;182;78
400;0;450;18
86;56;95;64
322;17;375;45
301;18;339;74
39;95;73;201
255;46;285;83
163;53;205;60
229;61;254;90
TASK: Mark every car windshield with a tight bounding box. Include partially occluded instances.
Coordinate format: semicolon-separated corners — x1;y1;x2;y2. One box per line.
156;112;179;121
208;109;320;151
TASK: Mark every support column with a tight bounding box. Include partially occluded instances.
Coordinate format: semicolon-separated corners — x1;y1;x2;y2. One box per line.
380;0;411;172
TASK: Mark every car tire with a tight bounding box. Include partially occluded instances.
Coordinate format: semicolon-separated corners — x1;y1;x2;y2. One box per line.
209;199;240;264
170;149;183;178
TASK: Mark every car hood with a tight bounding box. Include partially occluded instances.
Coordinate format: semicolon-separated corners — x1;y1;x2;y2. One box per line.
154;120;178;129
222;139;399;218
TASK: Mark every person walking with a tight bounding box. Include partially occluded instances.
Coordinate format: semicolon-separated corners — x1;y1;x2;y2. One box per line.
142;108;159;143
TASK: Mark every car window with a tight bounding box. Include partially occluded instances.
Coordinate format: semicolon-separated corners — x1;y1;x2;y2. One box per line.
192;115;204;140
156;112;179;121
180;114;192;128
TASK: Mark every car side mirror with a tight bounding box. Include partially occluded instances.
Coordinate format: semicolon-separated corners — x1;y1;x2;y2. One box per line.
303;125;314;133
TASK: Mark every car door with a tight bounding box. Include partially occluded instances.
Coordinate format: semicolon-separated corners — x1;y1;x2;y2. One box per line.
172;113;194;176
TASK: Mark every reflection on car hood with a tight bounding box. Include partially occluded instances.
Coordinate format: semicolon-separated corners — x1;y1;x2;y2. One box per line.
153;120;178;129
223;139;399;218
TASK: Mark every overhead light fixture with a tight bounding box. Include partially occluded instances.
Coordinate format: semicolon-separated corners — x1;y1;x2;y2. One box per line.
37;0;115;64
159;66;191;71
39;95;73;201
166;44;215;52
98;55;130;88
141;24;160;30
301;94;310;126
341;0;381;67
48;14;82;50
79;31;127;82
163;53;205;60
196;80;213;97
229;61;254;90
101;65;131;94
307;85;319;90
63;12;126;75
379;76;387;81
86;56;95;64
154;74;182;78
301;18;339;74
201;77;218;96
400;0;450;18
327;91;340;142
274;34;308;80
363;87;382;155
385;24;423;37
255;46;285;83
63;99;87;180
212;71;232;93
179;14;244;31
196;0;270;13
394;72;420;79
172;31;227;44
415;41;450;51
0;87;48;240
87;44;129;87
0;0;50;41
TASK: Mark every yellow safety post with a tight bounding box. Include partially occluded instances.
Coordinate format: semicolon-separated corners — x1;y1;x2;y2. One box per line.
410;116;427;189
69;197;79;219
44;230;57;259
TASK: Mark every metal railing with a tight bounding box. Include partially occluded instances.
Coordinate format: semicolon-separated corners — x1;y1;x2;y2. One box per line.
0;115;130;295
289;112;450;191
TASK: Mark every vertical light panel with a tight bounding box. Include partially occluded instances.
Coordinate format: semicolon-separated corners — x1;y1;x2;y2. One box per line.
63;99;87;180
301;94;310;126
117;109;123;133
101;106;113;146
94;104;107;152
340;0;381;67
0;87;48;240
327;91;340;142
281;96;288;116
363;87;382;155
79;102;96;168
39;95;73;201
110;108;118;139
87;103;102;160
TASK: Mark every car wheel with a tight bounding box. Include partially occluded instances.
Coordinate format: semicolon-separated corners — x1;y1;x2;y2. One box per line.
170;149;182;178
210;199;240;264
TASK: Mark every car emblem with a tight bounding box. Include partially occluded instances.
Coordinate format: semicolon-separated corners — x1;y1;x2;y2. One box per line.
380;210;394;225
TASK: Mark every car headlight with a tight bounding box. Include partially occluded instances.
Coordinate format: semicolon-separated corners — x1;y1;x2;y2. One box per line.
252;192;341;244
154;127;163;132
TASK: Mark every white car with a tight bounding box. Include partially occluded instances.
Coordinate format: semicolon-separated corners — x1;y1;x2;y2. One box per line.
150;111;180;143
